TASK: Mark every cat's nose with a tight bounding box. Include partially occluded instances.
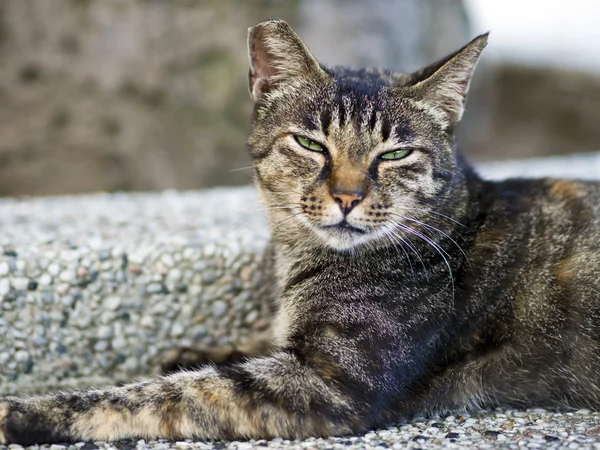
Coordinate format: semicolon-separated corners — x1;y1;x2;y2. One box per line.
332;190;364;215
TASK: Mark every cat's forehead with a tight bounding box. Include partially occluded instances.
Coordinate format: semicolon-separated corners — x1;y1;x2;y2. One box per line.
298;73;419;150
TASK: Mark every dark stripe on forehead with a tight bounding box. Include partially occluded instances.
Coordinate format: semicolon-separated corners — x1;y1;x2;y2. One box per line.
337;98;347;128
302;114;319;132
333;77;387;132
369;109;378;133
320;109;332;137
381;118;391;142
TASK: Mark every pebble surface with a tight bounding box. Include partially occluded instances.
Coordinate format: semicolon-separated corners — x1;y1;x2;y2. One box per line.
0;188;270;394
1;153;600;448
1;408;600;449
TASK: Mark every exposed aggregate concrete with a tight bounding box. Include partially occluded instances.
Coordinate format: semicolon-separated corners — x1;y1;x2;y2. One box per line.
0;188;270;394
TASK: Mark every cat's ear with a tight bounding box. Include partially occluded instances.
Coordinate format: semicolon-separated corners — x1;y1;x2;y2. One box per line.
403;33;489;126
247;19;328;101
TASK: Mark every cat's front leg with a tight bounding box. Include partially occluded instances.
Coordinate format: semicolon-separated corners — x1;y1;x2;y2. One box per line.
0;351;363;445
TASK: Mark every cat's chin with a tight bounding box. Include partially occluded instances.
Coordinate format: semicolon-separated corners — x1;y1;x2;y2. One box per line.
313;224;376;252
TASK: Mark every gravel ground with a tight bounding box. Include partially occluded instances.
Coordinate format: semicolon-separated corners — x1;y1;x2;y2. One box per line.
0;152;599;449
0;188;271;394
2;408;600;449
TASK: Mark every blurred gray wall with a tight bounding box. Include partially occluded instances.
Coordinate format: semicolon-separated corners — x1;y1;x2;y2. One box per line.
0;0;597;196
0;0;297;195
300;0;470;71
0;0;473;196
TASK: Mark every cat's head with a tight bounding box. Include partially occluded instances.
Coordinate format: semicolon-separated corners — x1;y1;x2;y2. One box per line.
247;19;487;251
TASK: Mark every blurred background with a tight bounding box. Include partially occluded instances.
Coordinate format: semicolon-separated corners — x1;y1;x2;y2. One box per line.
0;0;598;196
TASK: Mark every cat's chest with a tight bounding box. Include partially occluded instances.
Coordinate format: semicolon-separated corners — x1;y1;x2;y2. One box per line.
271;248;469;356
280;255;450;321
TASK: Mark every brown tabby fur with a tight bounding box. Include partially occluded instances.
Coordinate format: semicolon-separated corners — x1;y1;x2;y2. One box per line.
1;19;599;445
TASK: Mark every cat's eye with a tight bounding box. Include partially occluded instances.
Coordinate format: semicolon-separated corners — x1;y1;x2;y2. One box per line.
380;149;413;160
295;135;325;152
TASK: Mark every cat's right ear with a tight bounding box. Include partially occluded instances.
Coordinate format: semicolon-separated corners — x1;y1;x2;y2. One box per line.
248;19;327;102
401;33;489;127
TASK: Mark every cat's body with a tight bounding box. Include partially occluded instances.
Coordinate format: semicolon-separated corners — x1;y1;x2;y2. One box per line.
1;19;600;445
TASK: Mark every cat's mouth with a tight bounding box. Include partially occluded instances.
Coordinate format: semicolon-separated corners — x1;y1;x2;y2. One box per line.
315;219;373;250
323;220;366;235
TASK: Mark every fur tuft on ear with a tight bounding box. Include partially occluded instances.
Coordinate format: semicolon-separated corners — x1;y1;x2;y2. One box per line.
247;19;327;101
403;33;489;127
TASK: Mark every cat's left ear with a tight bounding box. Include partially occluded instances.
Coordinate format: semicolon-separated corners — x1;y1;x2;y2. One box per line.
402;33;489;127
247;19;328;102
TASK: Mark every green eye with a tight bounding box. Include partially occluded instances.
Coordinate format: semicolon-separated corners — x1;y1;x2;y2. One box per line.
380;149;413;160
295;135;325;152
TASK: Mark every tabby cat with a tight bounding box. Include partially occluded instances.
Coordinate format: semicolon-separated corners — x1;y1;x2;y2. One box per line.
1;19;600;445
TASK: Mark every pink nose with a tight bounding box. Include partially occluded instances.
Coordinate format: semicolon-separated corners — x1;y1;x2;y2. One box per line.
332;191;363;215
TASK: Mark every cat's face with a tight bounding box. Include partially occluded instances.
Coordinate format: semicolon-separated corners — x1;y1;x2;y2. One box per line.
247;20;487;251
249;81;451;251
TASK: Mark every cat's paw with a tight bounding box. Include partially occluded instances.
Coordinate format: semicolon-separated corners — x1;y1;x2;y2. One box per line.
0;399;62;445
0;399;24;445
0;401;10;444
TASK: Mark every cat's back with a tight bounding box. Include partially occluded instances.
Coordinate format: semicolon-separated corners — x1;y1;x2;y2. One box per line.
457;177;600;406
479;177;600;252
473;176;599;293
471;176;600;343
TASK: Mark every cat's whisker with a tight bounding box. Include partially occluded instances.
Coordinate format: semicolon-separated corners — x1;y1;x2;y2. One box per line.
255;205;302;213
394;220;453;262
268;215;300;231
269;212;306;234
237;203;305;236
394;206;467;228
235;221;257;236
229;165;255;172
383;223;428;278
391;213;472;270
236;209;287;236
381;228;415;279
391;221;455;310
236;209;294;236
